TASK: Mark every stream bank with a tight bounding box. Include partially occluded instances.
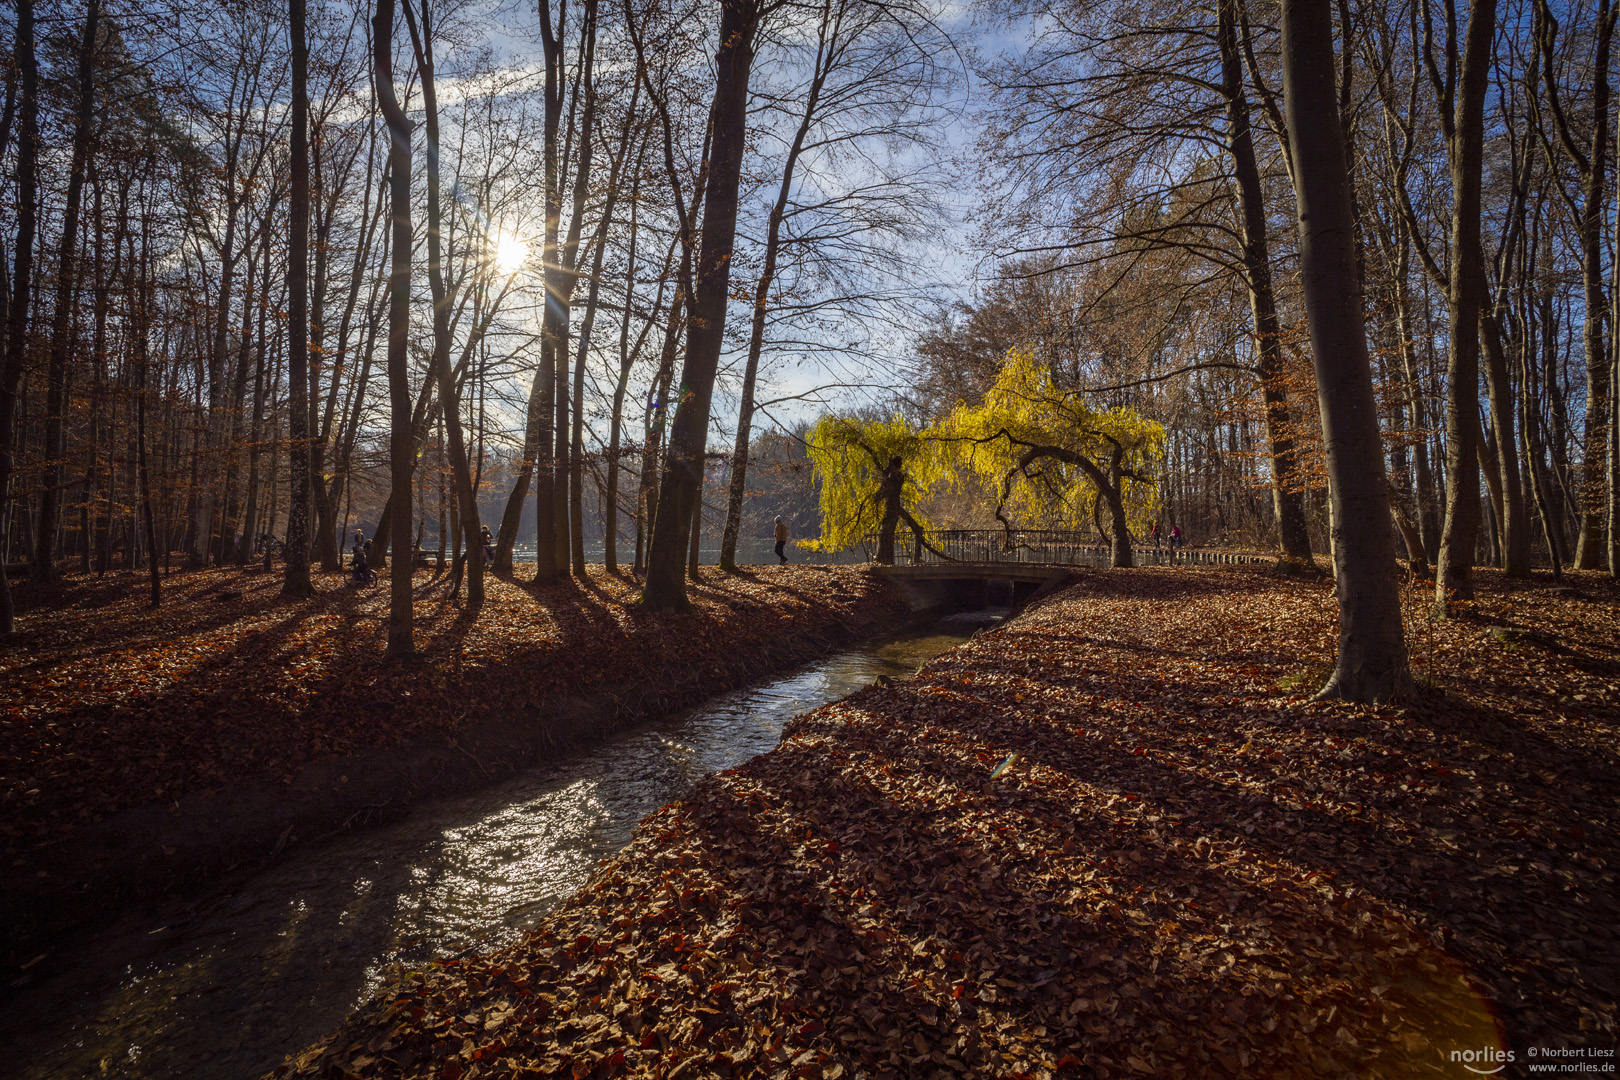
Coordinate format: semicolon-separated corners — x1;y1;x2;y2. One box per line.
279;568;1620;1079
2;565;911;964
0;612;997;1080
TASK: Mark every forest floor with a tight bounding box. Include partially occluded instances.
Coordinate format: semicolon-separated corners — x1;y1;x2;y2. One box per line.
276;566;1619;1080
0;561;910;953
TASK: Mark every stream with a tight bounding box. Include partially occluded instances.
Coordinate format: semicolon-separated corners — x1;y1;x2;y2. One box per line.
0;610;1002;1080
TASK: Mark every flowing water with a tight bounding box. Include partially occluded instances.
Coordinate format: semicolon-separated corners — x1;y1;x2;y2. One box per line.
0;612;1002;1080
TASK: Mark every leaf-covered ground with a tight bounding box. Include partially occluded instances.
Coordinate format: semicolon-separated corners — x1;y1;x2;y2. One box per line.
0;564;906;871
277;568;1618;1079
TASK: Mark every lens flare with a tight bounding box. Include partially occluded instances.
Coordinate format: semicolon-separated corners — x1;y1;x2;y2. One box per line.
494;233;527;273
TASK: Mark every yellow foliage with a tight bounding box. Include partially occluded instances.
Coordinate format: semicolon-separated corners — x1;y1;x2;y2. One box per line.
804;351;1164;551
941;349;1165;532
803;416;953;551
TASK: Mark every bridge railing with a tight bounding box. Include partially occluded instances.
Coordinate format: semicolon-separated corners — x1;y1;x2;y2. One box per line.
858;529;1272;568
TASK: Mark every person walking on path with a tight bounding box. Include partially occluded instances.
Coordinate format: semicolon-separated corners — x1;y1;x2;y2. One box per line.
1169;524;1182;552
1149;521;1161;549
774;517;789;565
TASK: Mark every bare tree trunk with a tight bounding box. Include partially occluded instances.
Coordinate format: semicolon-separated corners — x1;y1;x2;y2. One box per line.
238;202;281;563
282;0;314;598
636;290;682;575
567;83;636;578
1281;0;1412;701
1479;312;1531;574
604;157;652;574
130;200;161;606
33;0;100;584
1433;0;1498;609
1534;0;1614;567
375;0;414;652
1611;103;1620;577
0;0;38;629
1394;260;1441;564
403;0;484;606
1218;0;1314;568
642;0;763;610
687;482;702;577
83;174;113;575
719;14;836;572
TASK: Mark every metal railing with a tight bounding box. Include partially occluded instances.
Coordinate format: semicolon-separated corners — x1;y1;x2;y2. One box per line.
858;528;1273;568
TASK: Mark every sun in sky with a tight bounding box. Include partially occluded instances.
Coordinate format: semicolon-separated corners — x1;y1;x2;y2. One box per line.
494;232;528;274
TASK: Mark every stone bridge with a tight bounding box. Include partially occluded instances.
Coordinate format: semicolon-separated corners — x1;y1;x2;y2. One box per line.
874;564;1077;613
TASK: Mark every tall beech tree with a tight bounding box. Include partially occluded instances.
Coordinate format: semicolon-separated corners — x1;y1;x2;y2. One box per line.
1216;0;1314;568
283;0;315;598
641;0;782;609
1533;0;1615;571
0;0;39;630
374;0;416;653
402;0;487;606
33;0;101;584
1426;0;1500;607
1280;0;1412;702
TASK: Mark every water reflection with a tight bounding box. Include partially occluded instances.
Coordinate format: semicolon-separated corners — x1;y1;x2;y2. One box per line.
0;612;1000;1080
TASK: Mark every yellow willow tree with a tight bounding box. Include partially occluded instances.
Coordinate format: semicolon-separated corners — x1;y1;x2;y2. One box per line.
805;416;954;564
945;350;1165;568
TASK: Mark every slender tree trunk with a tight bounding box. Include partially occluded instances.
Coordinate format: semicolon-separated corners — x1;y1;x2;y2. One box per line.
569;329;589;576
687;481;702;577
1394;261;1441;563
1218;0;1314;567
1480;310;1530;574
403;0;484;605
1280;0;1412;701
83;176;113;575
282;0;315;597
1514;293;1559;574
495;358;546;574
566;90;635;577
0;0;38;628
719;18;836;571
33;0;100;584
238;257;273;565
1479;416;1505;567
1433;0;1498;609
130;206;161;606
604;161;650;574
308;143;346;573
1611;103;1620;577
1532;0;1614;566
636;290;682;575
376;0;415;652
642;0;763;610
